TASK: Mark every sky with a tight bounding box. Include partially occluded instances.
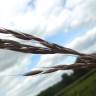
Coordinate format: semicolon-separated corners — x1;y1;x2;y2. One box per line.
0;0;96;96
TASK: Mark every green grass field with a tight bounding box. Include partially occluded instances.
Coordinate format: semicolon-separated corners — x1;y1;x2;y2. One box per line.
55;69;96;96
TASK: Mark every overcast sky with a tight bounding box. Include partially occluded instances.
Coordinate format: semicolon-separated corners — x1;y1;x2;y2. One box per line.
0;0;96;96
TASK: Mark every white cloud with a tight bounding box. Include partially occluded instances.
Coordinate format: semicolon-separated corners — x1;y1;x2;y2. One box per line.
0;0;96;96
68;27;96;53
0;0;96;36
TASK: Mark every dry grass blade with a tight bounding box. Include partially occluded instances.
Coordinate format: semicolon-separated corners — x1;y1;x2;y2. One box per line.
1;38;80;54
0;28;82;55
23;63;96;76
0;39;56;54
23;53;96;76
